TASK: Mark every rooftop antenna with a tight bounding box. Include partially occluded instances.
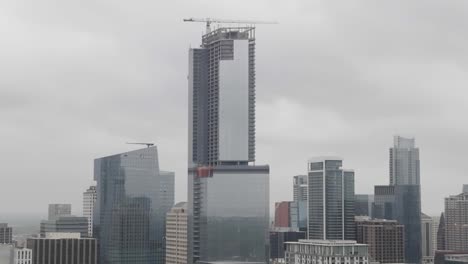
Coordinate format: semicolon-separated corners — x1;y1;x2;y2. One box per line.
126;142;155;148
183;17;277;33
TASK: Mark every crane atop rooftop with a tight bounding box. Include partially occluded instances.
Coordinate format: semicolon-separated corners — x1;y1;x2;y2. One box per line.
183;17;277;33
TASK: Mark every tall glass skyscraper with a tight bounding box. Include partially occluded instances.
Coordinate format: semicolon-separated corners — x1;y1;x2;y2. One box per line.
373;136;422;264
94;146;175;264
307;157;355;240
187;26;270;264
390;136;421;264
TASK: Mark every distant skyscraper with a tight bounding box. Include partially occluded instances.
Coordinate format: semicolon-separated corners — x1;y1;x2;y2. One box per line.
445;187;468;251
27;233;97;264
285;240;369;264
293;175;307;202
166;202;188;264
387;135;422;264
274;201;298;229
307;157;355;240
40;215;88;238
48;204;71;220
437;213;446;251
187;26;270;264
0;223;12;244
373;185;396;220
355;194;374;217
83;185;96;237
293;175;307;231
356;218;405;263
94;146;175;264
390;136;420;185
422;213;435;257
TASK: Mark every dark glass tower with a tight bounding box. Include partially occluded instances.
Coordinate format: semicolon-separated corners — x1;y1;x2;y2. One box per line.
94;146;175;264
187;26;269;264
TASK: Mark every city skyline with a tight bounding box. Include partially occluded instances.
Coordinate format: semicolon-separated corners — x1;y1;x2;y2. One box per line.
2;0;468;217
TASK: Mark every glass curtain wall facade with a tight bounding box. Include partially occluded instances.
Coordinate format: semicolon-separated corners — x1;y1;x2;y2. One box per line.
187;26;270;264
94;146;175;264
188;166;269;263
307;158;355;241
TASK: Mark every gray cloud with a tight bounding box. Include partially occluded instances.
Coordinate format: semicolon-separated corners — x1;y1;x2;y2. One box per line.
0;0;466;217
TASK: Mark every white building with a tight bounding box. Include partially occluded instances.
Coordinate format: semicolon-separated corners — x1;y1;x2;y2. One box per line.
0;244;32;264
166;202;188;264
12;248;32;264
285;240;369;264
83;185;96;237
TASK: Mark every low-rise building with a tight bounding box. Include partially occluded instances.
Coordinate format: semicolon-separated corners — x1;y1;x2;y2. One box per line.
26;233;97;264
285;240;369;264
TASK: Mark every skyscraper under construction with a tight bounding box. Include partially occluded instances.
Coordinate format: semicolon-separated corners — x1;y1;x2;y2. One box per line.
187;24;270;264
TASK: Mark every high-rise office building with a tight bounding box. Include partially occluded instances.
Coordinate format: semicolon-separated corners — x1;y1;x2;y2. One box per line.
372;184;422;263
0;223;12;244
166;202;188;264
285;240;369;264
187;26;270;264
438;213;447;251
293;175;307;231
445;187;468;251
307;157;355;240
422;213;435;257
381;135;422;264
27;233;97;264
40;215;88;238
355;194;374;217
390;136;420;185
94;146;175;264
83;185;96;237
356;218;405;263
48;204;71;220
293;175;307;202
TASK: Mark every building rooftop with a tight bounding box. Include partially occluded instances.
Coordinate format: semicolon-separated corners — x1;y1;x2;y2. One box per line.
308;156;343;163
287;239;366;246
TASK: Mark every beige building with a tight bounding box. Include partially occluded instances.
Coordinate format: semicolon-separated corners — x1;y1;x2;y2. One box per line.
166;202;187;264
445;188;468;251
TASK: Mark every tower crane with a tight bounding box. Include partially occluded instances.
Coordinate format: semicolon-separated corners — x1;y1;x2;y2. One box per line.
126;142;155;148
183;17;277;33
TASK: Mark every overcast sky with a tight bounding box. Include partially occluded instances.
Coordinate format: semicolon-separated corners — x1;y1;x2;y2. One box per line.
1;0;467;217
